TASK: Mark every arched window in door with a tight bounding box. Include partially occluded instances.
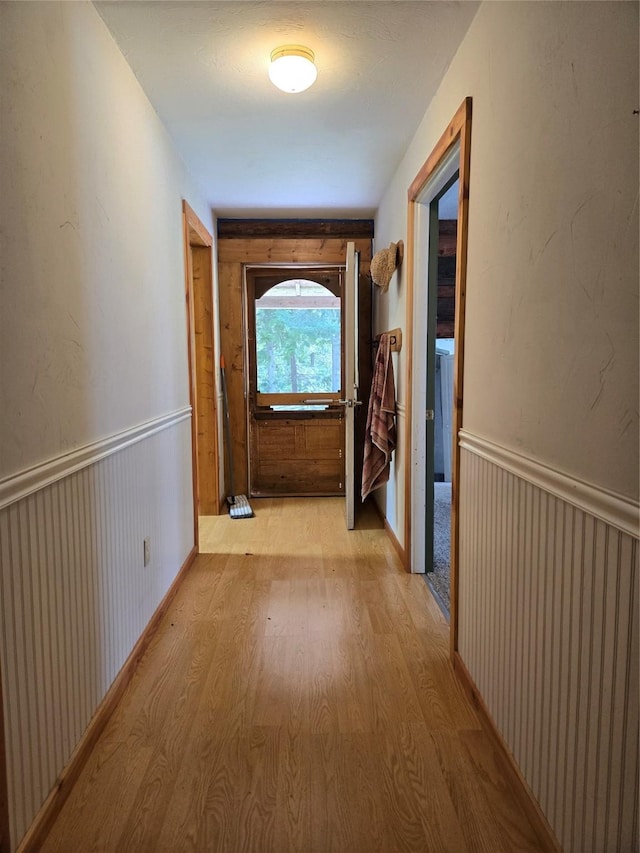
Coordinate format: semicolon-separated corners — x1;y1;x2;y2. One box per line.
250;274;342;409
256;279;340;398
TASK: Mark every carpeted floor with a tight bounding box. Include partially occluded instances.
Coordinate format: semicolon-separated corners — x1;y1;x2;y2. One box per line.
426;481;451;612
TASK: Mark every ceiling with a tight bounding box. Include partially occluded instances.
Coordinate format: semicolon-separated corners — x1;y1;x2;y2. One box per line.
95;1;479;218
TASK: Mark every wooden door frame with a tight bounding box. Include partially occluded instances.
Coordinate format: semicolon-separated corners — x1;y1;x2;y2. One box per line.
243;264;346;498
403;97;472;656
216;226;373;499
182;200;219;551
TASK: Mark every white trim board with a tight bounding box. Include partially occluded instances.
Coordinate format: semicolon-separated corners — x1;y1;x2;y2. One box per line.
0;407;192;511
459;428;639;539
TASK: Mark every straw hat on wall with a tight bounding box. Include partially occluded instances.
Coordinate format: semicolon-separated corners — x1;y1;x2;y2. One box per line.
370;241;403;291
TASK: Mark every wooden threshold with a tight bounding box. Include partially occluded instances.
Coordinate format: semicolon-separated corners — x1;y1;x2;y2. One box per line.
17;546;198;853
452;652;562;853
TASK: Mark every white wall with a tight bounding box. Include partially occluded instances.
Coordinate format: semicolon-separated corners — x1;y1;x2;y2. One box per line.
374;3;639;851
0;0;213;479
375;0;639;535
0;3;213;848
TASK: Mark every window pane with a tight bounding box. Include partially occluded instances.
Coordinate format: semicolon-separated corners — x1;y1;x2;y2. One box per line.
256;280;341;394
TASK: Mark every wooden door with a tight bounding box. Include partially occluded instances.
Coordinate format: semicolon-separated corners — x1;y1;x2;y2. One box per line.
246;267;345;497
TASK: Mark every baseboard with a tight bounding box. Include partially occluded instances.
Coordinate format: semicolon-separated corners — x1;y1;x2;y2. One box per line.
16;545;198;853
369;499;407;569
452;652;562;853
384;516;408;570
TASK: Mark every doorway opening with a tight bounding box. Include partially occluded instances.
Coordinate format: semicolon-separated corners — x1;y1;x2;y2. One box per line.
404;98;472;655
242;242;363;530
425;176;459;615
245;266;346;498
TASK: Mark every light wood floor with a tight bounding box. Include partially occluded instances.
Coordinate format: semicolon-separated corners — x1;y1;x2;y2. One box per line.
42;497;543;852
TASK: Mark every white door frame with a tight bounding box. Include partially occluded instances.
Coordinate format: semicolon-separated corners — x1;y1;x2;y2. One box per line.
410;141;460;573
403;97;472;657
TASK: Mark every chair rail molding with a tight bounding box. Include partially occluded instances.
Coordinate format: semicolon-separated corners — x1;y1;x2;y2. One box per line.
459;428;639;539
0;407;192;511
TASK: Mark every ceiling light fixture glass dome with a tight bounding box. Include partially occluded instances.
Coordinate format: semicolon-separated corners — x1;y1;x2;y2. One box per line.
269;45;317;94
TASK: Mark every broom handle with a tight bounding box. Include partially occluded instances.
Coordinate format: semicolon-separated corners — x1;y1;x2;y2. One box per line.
220;356;236;500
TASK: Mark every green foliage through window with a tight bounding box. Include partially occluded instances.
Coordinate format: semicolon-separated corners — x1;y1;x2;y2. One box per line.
256;282;341;394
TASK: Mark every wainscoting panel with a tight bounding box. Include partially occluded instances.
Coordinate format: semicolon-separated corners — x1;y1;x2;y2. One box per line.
458;432;638;853
0;413;194;848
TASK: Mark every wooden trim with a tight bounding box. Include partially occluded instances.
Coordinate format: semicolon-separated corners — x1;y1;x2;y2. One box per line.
407;98;470;201
252;268;341;300
374;328;402;353
255;392;341;408
183;209;200;549
218;219;374;240
183;200;220;528
403;97;472;661
370;499;407;569
452;652;563;853
0;662;10;853
183;200;212;247
192;244;220;515
383;514;407;569
450;96;472;657
18;546;198;853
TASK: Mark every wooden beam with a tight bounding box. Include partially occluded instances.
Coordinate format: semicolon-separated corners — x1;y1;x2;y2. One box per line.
437;320;455;339
217;237;372;265
437;284;456;300
217;219;374;240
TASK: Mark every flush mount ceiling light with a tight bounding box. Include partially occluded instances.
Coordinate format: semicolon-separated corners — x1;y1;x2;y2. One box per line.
269;45;317;94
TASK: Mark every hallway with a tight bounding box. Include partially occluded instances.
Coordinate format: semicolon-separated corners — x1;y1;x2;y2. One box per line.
41;498;543;852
